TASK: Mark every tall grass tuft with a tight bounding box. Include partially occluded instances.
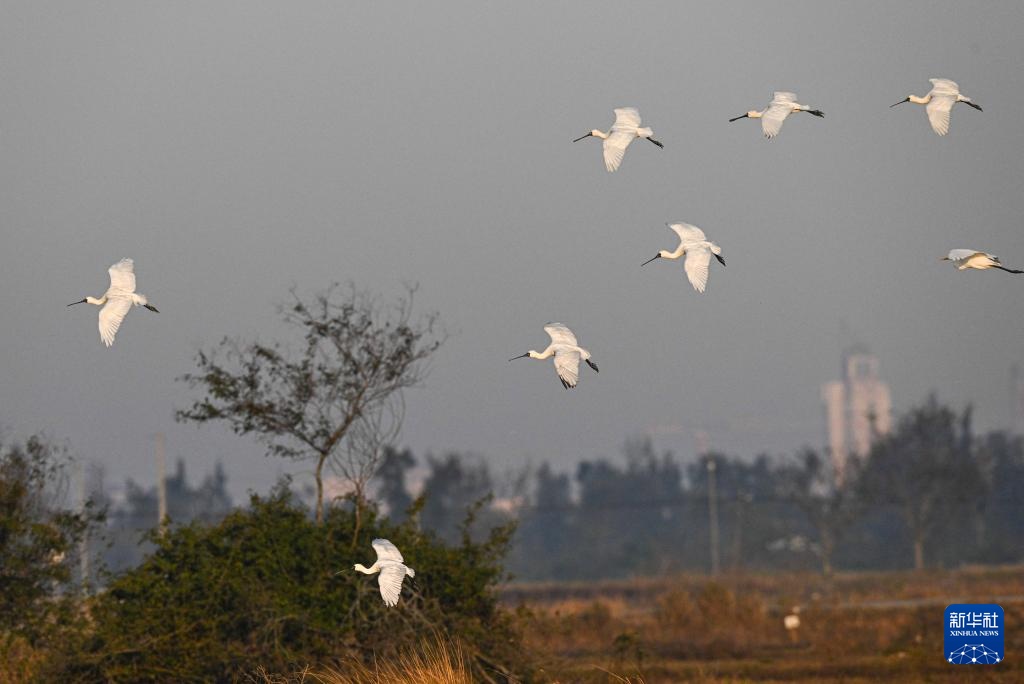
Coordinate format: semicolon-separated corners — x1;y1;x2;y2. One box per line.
255;637;475;684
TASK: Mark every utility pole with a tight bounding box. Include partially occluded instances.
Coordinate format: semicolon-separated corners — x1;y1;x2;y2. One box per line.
78;461;90;594
156;432;167;536
707;457;720;576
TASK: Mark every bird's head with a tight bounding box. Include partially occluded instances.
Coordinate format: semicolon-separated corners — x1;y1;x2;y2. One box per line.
940;255;951;261
572;130;600;142
641;251;670;266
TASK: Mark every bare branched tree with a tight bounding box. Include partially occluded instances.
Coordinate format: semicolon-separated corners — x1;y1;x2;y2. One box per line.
176;284;442;524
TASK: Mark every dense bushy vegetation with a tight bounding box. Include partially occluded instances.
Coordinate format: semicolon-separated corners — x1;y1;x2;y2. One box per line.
49;487;524;682
0;435;102;641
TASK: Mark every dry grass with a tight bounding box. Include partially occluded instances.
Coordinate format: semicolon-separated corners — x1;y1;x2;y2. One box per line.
512;565;1024;682
253;637;474;684
1;635;49;682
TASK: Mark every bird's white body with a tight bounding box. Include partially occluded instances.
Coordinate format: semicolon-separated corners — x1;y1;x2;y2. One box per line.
574;107;663;172
69;258;159;347
731;92;824;138
644;223;725;293
354;538;415;607
942;248;1022;274
511;323;598;389
893;79;981;136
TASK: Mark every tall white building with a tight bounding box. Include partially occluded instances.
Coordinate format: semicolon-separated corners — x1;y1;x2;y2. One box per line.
1010;364;1024;434
821;347;891;483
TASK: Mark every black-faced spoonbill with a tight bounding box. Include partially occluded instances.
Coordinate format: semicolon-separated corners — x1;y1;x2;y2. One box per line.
942;249;1022;274
642;222;725;293
68;258;159;347
729;92;824;138
350;538;415;607
573;107;663;172
891;79;981;136
509;323;599;389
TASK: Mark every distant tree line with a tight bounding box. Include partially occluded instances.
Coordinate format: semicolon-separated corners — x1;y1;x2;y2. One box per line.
376;395;1024;580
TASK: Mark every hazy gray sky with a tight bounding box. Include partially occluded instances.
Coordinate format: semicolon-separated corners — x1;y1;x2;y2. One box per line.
3;1;1024;499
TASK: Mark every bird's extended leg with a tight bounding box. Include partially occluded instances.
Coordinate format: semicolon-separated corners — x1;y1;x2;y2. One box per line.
804;109;825;118
646;137;664;148
994;265;1024;274
144;304;160;313
586;359;599;373
714;254;726;266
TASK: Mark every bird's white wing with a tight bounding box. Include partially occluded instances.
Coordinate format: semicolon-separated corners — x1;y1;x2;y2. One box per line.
929;78;960;96
603;107;641;171
372;538;404;563
98;297;132;347
377;563;407;607
684;246;713;293
611;107;642;130
772;92;798;104
926;94;956;136
553;349;581;388
761;101;793;138
544;323;578;347
947;249;982;262
603;131;635;172
668;222;707;244
108;258;136;294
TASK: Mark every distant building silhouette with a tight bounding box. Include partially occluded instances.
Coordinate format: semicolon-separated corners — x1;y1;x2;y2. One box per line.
1011;364;1024;434
821;347;891;483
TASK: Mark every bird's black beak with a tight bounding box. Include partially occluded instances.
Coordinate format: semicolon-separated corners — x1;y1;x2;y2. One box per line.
966;101;983;111
508;353;529;362
728;113;748;122
890;97;910;108
144;304;160;313
647;137;664;148
67;299;86;307
572;132;593;143
641;254;661;267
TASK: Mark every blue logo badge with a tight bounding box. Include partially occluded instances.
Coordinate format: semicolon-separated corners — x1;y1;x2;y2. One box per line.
945;604;1003;665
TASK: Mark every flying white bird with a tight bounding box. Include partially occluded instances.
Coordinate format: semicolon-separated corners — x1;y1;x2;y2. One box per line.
729;92;824;138
573;107;663;172
891;79;982;136
942;249;1023;274
509;323;599;389
642;222;725;293
68;258;159;347
351;538;415;607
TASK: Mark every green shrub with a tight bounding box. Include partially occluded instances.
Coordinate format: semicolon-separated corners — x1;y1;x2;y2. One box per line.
52;486;527;682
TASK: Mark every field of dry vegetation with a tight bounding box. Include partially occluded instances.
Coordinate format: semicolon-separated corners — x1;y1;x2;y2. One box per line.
505;564;1024;682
